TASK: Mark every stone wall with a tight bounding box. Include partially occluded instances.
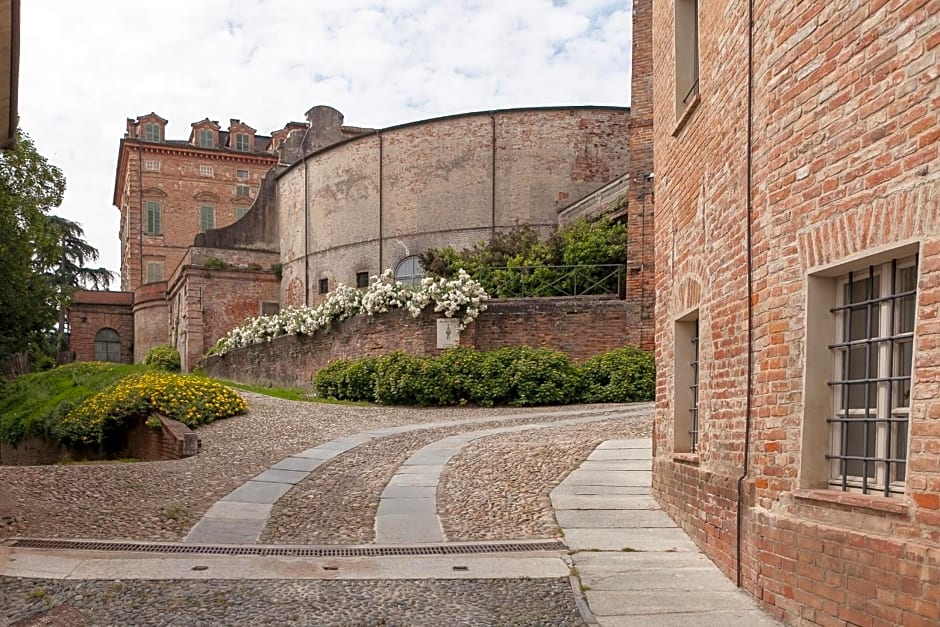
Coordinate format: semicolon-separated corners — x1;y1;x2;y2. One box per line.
651;0;940;624
276;107;632;306
203;298;638;389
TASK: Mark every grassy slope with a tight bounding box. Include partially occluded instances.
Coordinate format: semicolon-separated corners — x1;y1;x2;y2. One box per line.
0;363;139;443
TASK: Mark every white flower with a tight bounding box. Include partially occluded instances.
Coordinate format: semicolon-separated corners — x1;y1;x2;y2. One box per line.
210;268;490;355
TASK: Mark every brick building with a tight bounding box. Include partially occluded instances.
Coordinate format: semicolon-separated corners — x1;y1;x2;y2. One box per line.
72;99;654;370
652;0;939;624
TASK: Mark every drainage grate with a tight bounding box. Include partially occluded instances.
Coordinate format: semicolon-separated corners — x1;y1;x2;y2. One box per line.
8;538;566;557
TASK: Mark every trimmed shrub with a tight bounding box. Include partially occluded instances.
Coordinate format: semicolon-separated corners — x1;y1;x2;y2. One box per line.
579;345;655;403
373;352;427;406
313;359;352;400
143;344;181;372
497;346;583;407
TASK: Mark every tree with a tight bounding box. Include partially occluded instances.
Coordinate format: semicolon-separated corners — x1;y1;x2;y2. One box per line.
43;215;113;339
0;131;111;366
0;131;64;361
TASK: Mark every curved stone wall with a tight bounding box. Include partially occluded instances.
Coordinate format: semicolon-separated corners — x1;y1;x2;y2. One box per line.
277;106;631;306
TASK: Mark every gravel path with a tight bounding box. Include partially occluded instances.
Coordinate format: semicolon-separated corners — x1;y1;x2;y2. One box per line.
439;413;652;541
261;410;627;545
1;577;584;626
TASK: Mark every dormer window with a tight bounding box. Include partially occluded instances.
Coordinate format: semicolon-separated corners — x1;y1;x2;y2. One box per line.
234;133;251;152
198;129;214;148
143;123;161;142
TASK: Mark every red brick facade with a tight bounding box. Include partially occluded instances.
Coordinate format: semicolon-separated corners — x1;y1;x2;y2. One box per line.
652;0;939;624
114;114;278;292
68;291;134;363
203;298;637;389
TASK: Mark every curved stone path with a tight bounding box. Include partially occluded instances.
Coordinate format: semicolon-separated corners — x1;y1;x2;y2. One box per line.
184;406;637;545
374;410;649;544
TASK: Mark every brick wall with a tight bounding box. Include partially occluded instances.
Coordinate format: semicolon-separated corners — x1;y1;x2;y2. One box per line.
204;298;638;388
652;0;939;624
168;249;280;372
0;415;199;466
68;291;135;364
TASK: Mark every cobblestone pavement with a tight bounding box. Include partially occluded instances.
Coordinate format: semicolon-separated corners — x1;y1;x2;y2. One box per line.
0;394;624;542
1;394;654;625
0;577;584;626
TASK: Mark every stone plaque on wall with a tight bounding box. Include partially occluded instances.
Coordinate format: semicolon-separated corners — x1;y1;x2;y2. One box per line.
437;318;460;349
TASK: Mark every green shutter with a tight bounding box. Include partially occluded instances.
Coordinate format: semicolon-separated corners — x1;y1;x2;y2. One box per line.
146;201;162;235
200;205;215;232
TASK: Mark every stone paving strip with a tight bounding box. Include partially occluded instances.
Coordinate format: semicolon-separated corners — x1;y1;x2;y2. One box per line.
439;418;651;542
1;577;584;626
374;406;653;544
552;439;780;627
185;406;635;545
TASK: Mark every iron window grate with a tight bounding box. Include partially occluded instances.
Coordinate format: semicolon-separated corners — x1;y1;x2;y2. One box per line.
826;257;916;497
689;319;700;453
8;538;567;557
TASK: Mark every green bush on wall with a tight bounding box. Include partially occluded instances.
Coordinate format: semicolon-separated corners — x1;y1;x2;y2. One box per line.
142;344;181;372
313;345;654;407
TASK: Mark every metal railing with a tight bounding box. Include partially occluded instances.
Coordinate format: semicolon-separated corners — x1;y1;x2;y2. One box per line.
476;264;625;299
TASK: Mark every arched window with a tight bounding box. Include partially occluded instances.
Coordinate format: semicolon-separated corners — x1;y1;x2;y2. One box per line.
395;255;425;286
94;328;122;363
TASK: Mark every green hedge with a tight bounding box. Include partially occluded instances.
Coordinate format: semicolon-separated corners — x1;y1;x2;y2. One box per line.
313;345;654;407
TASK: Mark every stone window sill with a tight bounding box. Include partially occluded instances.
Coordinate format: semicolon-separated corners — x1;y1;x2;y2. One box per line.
792;488;911;517
672;94;701;137
672;452;700;465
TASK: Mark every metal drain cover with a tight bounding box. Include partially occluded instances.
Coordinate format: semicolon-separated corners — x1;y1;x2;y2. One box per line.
9;537;567;557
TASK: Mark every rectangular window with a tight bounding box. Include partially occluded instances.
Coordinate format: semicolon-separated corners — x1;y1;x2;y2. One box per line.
235;184;250;198
199;205;215;232
143;123;161;142
145;261;164;284
235;206;249;220
198;129;214;148
261;302;280;316
199;164;214;177
236;169;249;181
145;201;162;235
234;133;250;151
675;0;700;117
144;159;161;172
356;272;370;288
674;312;700;454
828;256;917;497
318;278;329;294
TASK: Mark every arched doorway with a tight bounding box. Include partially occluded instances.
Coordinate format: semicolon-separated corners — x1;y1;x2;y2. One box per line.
94;328;122;362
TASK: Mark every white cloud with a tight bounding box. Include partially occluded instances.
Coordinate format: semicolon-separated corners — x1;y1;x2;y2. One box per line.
18;0;633;278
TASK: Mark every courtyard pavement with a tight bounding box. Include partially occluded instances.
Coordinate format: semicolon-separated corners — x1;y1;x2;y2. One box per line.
1;398;779;625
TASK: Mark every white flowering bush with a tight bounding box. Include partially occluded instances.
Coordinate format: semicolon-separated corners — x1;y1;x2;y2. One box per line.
210;269;489;356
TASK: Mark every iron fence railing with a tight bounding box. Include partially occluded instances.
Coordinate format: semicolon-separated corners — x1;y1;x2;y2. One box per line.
476;264;625;298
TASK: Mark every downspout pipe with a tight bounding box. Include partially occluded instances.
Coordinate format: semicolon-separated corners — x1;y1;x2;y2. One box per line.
736;0;755;589
378;131;384;271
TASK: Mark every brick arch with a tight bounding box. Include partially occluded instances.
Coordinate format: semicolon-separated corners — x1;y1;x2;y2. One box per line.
141;187;167;197
796;181;937;271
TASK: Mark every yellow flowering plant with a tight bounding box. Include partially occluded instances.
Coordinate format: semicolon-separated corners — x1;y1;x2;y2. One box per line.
57;371;248;445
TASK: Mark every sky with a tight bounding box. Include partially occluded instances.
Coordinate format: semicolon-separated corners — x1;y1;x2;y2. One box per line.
19;0;633;281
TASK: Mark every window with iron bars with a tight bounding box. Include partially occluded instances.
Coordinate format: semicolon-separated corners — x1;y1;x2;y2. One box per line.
828;256;916;497
689;319;700;453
